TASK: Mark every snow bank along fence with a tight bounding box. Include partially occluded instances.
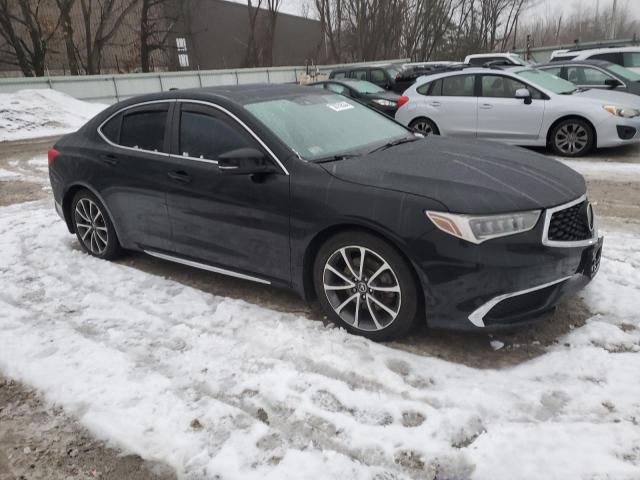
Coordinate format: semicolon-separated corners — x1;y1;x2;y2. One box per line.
0;60;408;104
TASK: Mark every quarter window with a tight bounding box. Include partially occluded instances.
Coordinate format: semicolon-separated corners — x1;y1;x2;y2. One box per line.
101;113;122;143
119;109;167;152
442;75;475;96
179;110;251;160
370;69;387;84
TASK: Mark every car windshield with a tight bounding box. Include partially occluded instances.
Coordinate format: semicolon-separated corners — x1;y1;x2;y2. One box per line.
517;68;577;94
351;81;385;94
245;93;409;161
607;63;640;82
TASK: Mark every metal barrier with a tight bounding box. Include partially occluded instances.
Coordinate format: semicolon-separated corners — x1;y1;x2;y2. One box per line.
0;59;409;104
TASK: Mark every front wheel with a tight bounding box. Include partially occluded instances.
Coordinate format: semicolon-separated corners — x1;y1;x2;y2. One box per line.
549;118;594;157
409;117;440;136
71;190;121;260
313;232;419;341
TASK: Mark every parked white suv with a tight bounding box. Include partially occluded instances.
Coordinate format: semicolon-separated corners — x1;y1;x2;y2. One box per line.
550;46;640;73
395;66;640;156
464;53;528;66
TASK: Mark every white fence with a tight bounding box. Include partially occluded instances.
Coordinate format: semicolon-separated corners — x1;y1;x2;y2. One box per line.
0;60;408;104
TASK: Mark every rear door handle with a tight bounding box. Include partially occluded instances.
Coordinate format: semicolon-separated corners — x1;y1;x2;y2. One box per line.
168;170;192;184
100;153;119;166
429;101;441;107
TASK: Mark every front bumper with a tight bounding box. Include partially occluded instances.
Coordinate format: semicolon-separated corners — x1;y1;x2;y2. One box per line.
412;202;603;331
596;115;640;148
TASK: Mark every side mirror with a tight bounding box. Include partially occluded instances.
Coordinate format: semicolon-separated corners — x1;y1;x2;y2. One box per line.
605;78;622;89
515;88;532;105
218;147;276;175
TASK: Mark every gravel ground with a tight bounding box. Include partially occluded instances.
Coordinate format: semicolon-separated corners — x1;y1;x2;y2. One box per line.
1;136;639;478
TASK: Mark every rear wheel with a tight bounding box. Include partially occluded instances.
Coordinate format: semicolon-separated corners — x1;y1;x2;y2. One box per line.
71;190;121;260
410;117;439;136
313;231;419;341
550;118;594;157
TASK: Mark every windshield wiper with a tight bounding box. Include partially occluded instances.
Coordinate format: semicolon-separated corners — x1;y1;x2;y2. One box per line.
314;153;361;164
368;136;420;154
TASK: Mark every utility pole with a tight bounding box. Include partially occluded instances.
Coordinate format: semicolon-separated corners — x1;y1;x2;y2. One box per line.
611;0;618;40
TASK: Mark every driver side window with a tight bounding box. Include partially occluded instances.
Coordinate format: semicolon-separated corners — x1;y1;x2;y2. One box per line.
480;75;543;100
179;108;254;161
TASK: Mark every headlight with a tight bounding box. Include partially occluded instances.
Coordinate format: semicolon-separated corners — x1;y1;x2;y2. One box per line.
372;99;396;107
426;210;541;244
603;105;640;118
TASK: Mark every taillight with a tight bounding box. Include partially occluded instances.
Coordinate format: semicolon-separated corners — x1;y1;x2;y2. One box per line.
397;95;409;108
48;148;60;167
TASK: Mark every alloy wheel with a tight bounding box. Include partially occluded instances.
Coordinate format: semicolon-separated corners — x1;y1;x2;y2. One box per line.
322;246;401;332
74;198;109;255
555;123;588;155
412;120;433;135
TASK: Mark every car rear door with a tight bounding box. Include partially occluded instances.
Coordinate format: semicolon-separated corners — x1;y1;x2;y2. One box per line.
164;102;291;284
96;102;174;251
422;74;478;137
476;74;546;143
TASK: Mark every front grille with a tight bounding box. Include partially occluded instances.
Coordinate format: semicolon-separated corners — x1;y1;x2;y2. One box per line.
548;200;592;242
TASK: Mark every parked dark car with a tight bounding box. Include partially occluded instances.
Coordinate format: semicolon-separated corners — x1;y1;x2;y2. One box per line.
537;59;640;95
48;84;603;341
309;79;401;115
329;63;404;92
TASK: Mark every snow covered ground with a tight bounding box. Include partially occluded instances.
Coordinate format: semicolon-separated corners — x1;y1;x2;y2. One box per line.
0;89;105;142
1;201;639;480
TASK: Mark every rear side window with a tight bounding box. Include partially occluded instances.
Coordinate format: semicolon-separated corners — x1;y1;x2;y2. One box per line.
589;52;622;64
351;70;368;81
623;52;640;68
442;75;475;96
179;110;251;160
120;109;167;152
101;113;122;143
370;69;386;84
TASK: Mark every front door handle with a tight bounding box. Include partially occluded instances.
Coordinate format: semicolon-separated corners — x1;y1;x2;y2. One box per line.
100;153;119;166
168;170;192;184
480;103;493;110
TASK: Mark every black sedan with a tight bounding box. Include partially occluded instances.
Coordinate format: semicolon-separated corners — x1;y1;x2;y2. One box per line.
308;79;401;115
48;84;603;341
538;59;640;95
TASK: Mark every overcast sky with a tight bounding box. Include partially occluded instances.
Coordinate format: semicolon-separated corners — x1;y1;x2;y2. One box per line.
231;0;640;20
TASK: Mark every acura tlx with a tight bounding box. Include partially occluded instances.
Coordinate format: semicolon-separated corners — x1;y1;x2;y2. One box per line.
48;84;603;341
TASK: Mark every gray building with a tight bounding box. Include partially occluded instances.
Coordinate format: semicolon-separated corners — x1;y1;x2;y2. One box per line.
167;0;324;70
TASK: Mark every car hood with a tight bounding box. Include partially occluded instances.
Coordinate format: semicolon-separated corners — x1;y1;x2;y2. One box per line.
573;88;640;106
319;136;586;214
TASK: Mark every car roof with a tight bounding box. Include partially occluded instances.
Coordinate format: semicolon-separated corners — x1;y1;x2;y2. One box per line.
572;46;640;55
465;53;520;58
537;59;613;68
112;83;321;107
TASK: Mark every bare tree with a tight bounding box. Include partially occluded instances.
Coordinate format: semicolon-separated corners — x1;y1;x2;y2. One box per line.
140;0;177;72
244;0;263;67
55;0;80;75
77;0;139;74
265;0;282;66
0;0;59;76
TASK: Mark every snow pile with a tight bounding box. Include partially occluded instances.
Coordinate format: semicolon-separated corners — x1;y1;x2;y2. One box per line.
0;89;106;142
0;203;639;480
561;159;640;182
0;155;48;184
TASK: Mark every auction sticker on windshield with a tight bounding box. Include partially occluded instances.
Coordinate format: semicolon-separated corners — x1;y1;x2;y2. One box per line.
327;101;354;112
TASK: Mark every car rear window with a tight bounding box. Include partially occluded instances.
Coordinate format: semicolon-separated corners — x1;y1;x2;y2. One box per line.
120;109;167;152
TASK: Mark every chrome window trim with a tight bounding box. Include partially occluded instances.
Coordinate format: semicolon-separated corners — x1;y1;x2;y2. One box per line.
541;194;599;248
96;98;290;175
174;99;289;175
468;275;574;327
144;250;271;285
97;99;175;157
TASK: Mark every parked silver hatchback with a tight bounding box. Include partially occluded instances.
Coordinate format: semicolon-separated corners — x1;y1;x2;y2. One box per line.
395;66;640;156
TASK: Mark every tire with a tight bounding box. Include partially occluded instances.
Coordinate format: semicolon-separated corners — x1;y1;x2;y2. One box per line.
71;189;121;260
313;231;419;341
549;118;594;157
409;117;440;136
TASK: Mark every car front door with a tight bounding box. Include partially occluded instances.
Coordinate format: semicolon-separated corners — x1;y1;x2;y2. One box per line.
476;74;546;143
420;74;478;137
96;102;174;251
164;102;291;284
